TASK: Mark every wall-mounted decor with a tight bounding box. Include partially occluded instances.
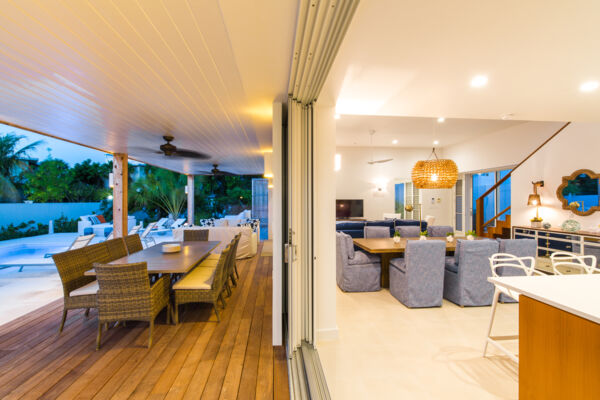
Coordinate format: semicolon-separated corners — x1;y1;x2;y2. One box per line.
556;169;600;216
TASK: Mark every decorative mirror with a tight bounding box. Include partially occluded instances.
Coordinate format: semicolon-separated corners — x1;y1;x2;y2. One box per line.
556;169;600;216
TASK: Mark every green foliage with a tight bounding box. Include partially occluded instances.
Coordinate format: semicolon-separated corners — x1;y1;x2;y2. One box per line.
130;165;187;218
393;230;401;237
420;230;428;236
23;159;72;202
0;133;42;202
0;215;78;241
466;230;476;236
194;175;257;219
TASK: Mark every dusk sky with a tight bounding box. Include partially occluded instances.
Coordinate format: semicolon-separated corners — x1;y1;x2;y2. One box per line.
1;124;113;166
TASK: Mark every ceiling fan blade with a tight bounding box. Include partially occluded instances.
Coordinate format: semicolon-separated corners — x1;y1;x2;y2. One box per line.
173;149;210;159
367;158;394;165
215;170;236;176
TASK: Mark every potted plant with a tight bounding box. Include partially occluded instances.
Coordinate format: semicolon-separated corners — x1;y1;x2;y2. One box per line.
393;230;401;243
466;230;476;240
419;231;428;240
530;216;543;229
446;232;454;243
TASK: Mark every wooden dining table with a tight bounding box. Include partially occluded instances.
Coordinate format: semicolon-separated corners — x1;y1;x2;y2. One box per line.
84;241;220;276
353;237;481;288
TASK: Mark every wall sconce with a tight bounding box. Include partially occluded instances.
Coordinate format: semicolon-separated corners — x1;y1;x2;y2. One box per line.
185;185;188;194
373;178;388;195
108;172;114;188
334;154;341;172
263;152;273;178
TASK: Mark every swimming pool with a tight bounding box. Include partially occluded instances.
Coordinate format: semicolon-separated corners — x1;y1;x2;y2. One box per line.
0;244;67;270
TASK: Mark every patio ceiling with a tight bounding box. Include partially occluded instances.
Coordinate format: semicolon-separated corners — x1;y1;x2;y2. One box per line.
0;0;298;175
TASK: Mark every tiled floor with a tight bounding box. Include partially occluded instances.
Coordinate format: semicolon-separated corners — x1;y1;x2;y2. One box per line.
318;288;518;399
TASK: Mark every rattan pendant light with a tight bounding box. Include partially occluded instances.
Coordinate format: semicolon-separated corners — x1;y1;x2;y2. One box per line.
411;148;458;189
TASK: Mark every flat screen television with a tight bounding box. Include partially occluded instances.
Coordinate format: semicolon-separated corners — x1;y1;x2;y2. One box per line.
336;199;364;219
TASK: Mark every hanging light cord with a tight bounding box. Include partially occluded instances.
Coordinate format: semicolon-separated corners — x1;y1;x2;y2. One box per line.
426;147;439;161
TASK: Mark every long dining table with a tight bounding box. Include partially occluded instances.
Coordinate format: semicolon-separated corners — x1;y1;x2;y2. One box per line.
84;241;220;276
353;237;482;288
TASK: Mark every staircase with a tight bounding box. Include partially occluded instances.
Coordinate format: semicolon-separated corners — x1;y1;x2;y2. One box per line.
482;215;511;239
475;122;571;237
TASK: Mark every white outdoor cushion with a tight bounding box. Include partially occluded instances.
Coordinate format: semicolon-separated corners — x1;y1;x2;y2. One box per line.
173;266;216;290
205;253;220;260
214;219;229;227
70;281;98;297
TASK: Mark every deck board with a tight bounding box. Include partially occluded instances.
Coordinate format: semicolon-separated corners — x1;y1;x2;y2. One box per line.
0;245;288;399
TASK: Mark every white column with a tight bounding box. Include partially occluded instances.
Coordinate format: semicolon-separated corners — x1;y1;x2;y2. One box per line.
272;102;283;346
112;153;128;237
313;104;338;342
187;175;195;225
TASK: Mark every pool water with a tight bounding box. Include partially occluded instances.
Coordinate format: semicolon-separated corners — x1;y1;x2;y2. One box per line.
0;244;67;266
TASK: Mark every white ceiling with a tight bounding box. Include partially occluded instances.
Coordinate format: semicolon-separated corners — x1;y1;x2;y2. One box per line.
321;0;600;122
336;115;526;147
0;0;298;174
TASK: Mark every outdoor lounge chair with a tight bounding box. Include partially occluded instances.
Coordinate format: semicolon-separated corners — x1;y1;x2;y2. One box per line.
128;224;142;235
140;222;157;247
52;247;97;333
44;233;95;258
94;261;170;349
172;244;232;323
170;218;186;230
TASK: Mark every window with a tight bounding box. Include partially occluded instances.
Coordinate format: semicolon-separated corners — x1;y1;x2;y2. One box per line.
471;168;511;230
455;179;463;231
394;183;405;216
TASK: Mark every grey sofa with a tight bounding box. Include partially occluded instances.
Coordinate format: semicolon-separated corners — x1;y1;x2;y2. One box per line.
428;225;454;237
443;239;499;306
336;232;381;292
495;238;537;302
389;240;446;308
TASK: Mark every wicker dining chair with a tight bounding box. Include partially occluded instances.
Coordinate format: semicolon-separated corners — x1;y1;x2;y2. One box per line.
226;234;242;289
105;238;128;260
94;262;170;349
172;245;231;323
124;234;143;254
84;242;112;264
183;229;209;241
52;247;97;333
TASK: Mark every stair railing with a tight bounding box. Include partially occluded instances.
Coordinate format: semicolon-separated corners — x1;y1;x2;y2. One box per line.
475;122;571;236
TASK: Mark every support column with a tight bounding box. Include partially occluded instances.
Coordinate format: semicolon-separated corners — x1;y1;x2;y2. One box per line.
112;154;128;238
187;175;195;225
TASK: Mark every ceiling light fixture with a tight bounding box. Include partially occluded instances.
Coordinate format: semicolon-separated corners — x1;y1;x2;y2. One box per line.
392;139;398;145
437;117;445;123
411;148;458;189
334;114;341;119
470;75;488;88
580;81;599;92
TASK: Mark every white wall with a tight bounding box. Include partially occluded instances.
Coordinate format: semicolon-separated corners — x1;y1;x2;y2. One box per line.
511;122;600;230
335;146;454;225
314;104;338;342
443;121;563;173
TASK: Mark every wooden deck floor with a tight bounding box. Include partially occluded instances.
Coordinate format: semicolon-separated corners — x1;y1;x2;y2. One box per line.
0;245;289;400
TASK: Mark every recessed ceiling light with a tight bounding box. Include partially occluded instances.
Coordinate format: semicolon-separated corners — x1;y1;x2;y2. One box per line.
470;75;488;88
392;139;398;145
334;114;341;119
580;81;599;92
433;140;439;145
437;117;445;123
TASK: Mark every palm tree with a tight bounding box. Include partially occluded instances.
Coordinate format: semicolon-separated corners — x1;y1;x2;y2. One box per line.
130;166;187;218
0;133;42;202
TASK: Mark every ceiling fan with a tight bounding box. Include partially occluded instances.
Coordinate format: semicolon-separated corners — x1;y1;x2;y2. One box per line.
196;164;237;176
367;129;393;165
133;135;210;159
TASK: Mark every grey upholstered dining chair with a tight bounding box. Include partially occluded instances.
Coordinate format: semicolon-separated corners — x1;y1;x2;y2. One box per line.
336;232;381;292
443;239;499;306
427;225;454;237
495;239;537;302
389;240;446;308
364;226;391;238
395;226;421;238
